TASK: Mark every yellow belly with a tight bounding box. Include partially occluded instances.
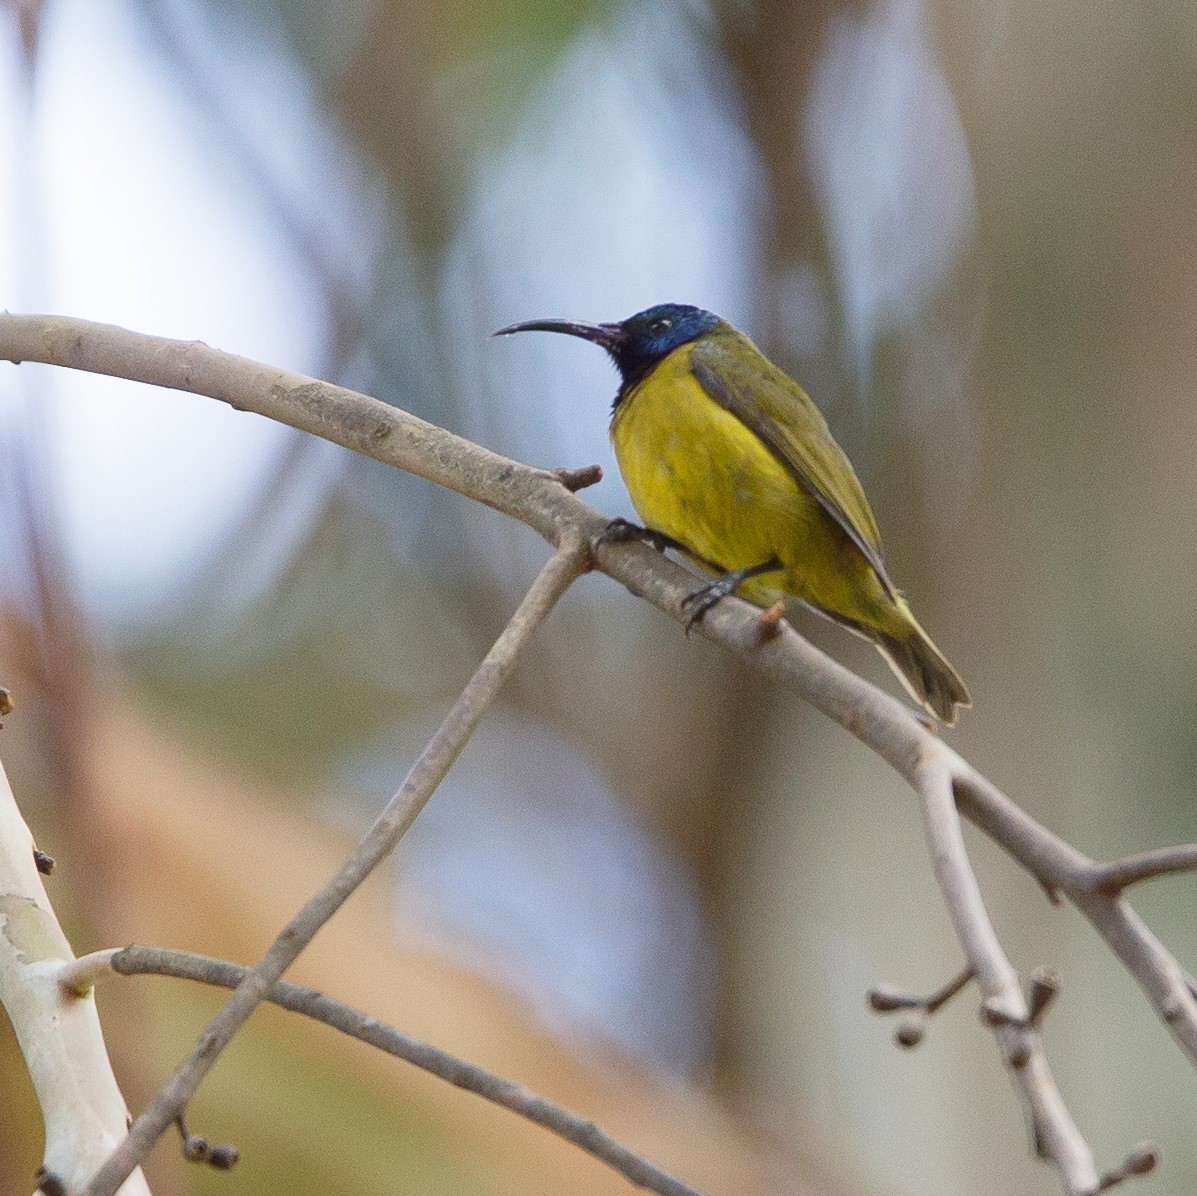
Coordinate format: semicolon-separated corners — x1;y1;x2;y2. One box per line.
609;343;885;622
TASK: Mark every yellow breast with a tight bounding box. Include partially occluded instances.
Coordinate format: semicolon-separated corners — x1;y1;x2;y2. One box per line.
609;343;824;588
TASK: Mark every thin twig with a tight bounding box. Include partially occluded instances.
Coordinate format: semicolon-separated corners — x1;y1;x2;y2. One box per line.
951;767;1197;1066
867;968;974;1049
81;537;589;1196
925;968;974;1014
867;968;974;1016
1086;845;1197;895
77;945;703;1196
59;949;120;997
916;756;1023;1023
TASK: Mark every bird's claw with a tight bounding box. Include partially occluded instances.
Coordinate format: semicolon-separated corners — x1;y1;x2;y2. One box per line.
680;580;734;636
594;517;643;549
594;518;679;554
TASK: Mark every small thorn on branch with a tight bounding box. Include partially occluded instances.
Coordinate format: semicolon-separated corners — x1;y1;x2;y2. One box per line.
33;847;55;875
552;464;603;492
176;1114;239;1171
867;968;974;1047
758;601;786;641
1096;1143;1158;1190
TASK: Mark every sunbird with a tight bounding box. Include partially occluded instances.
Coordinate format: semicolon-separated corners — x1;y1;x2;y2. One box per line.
494;303;971;724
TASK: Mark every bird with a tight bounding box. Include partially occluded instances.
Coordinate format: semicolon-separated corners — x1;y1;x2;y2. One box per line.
493;302;970;724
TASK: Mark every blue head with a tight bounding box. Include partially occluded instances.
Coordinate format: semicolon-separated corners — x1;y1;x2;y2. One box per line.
494;303;722;401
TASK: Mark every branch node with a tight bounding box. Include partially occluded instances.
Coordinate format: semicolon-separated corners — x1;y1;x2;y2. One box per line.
1160;995;1185;1024
1096;1143;1158;1190
33;846;55;875
866;983;922;1013
34;1166;66;1196
895;1011;928;1048
869;969;973;1050
552;464;603;492
0;686;13;716
757;601;787;641
181;1133;208;1163
1026;968;1061;1025
208;1144;241;1170
1005;1040;1031;1069
58;948;120;996
176;1115;239;1170
980;995;1024;1027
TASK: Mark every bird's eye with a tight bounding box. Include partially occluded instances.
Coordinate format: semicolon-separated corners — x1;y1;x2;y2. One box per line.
648;317;672;335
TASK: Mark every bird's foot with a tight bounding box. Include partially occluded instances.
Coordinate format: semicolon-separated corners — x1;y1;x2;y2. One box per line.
594;518;684;555
680;576;739;635
680;557;785;637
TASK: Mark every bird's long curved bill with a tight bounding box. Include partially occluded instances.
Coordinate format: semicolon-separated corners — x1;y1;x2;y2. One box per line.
491;319;622;351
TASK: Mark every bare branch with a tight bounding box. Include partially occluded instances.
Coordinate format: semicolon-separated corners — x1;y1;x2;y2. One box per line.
915;755;1098;1194
952;768;1197;1066
0;313;604;551
80;538;589;1195
81;945;704;1196
1;313;1193;1193
917;756;1024;1021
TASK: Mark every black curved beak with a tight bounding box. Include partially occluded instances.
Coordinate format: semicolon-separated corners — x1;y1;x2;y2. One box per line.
491;319;623;353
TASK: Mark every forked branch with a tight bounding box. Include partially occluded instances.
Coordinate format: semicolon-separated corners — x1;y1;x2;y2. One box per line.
62;946;702;1196
916;754;1096;1192
75;535;588;1195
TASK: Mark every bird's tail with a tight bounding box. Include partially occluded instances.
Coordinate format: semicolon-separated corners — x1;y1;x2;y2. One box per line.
874;613;971;726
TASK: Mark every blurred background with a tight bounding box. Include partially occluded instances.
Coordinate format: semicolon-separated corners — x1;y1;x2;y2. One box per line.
1;0;1196;1192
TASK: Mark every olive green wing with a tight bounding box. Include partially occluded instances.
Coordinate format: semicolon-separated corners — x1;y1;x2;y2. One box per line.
690;332;897;600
